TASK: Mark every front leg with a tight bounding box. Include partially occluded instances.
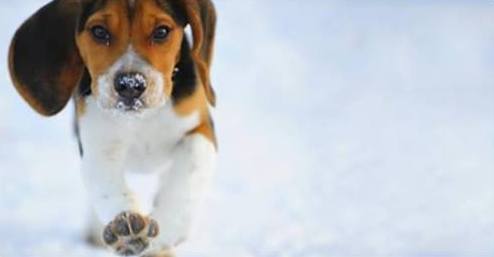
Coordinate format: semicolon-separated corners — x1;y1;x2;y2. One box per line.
149;133;216;253
81;146;138;224
81;143;159;256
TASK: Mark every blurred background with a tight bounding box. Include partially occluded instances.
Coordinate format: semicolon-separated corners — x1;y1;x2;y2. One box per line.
1;0;494;256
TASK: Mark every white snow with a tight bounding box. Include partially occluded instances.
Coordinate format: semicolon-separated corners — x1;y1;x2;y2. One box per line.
1;1;494;256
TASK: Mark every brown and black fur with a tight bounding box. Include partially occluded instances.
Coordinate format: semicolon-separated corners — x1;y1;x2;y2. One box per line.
9;0;218;152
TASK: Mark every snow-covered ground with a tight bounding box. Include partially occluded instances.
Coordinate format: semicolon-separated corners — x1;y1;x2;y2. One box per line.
1;1;494;256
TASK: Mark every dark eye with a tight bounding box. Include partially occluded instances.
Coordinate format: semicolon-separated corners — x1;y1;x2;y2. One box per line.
151;26;170;43
90;25;111;45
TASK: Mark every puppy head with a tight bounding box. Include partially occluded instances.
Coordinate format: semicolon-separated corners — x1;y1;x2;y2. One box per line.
9;0;216;116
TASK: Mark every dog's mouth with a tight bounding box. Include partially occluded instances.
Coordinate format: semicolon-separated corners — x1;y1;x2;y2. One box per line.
115;97;145;112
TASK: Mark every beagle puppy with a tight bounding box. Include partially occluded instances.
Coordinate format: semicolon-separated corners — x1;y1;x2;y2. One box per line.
8;0;217;256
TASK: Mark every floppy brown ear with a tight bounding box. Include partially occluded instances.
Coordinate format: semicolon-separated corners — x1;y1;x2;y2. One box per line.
182;0;217;106
8;0;84;116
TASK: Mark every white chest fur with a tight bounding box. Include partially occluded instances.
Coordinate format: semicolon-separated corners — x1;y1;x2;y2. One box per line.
79;96;200;173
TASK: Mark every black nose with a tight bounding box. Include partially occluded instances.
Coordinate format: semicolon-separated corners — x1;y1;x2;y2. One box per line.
114;72;146;99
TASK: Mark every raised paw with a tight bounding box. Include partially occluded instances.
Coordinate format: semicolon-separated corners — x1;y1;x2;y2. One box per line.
103;211;159;256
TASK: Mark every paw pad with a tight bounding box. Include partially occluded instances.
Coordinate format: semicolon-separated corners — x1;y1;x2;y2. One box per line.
103;211;159;256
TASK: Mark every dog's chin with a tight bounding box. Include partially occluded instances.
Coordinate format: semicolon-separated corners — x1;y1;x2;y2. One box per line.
96;98;165;118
